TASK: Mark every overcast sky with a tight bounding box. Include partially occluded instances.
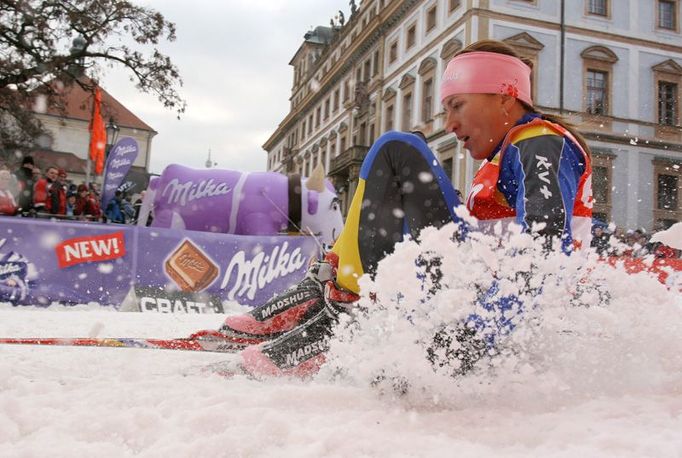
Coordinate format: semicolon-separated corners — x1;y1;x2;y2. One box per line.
101;0;349;174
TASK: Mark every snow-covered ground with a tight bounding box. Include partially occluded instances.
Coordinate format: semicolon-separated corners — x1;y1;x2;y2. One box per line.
1;223;681;457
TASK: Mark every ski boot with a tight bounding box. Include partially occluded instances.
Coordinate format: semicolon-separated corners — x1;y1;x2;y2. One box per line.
240;278;360;378
189;252;340;350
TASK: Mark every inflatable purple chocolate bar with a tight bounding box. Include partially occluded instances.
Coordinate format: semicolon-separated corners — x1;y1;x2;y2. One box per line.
138;163;344;246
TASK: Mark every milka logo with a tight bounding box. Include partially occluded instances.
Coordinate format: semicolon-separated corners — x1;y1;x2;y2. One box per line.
110;157;132;168
220;242;306;301
111;144;136;158
162;178;232;206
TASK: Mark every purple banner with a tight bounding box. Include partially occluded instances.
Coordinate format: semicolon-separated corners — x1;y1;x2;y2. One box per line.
0;216;320;311
101;137;139;209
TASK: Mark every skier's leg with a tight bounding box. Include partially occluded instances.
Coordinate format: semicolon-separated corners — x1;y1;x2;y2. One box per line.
331;131;461;294
239;132;463;377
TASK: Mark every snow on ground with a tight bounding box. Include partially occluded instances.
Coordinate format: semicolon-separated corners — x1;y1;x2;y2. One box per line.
1;223;681;457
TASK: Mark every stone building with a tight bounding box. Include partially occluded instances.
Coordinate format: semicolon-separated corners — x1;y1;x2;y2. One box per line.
263;0;682;231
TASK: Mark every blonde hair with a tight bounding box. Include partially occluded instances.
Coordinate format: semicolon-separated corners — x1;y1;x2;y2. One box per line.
456;40;592;156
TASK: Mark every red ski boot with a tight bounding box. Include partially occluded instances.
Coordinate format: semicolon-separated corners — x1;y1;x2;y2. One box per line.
239;278;360;378
192;253;339;350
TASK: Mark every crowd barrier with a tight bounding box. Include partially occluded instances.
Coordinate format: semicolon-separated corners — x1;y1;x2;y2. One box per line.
0;216;320;313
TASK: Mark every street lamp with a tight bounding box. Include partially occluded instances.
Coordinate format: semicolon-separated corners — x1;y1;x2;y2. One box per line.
105;117;120;158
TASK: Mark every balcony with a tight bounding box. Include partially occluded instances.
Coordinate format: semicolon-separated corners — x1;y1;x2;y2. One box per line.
329;145;369;176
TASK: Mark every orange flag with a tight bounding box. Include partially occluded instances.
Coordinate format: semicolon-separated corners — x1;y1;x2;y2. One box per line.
88;86;106;175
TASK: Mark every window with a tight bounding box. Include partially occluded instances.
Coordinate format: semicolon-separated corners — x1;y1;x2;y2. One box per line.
442;158;453;182
343;79;350;102
402;92;413;130
324;98;330;120
449;0;460;13
315;107;321;128
592;166;610;204
581;46;617;119
654;160;682;228
658;174;678;211
591;153;613;222
372;50;380;77
426;5;437;32
301;120;306;140
587;0;607;16
653;60;681;133
363;59;371;81
389;41;398;64
385;104;395;131
308;114;313;134
658;0;677;30
333;89;340;112
659;81;678;126
586;69;608;115
406;24;417;49
422;78;434;122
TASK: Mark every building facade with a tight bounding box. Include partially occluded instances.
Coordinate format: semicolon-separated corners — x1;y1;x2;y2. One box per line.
263;0;682;231
0;81;156;193
32;82;156;188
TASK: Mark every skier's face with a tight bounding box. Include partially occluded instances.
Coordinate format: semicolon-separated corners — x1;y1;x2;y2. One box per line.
443;93;511;160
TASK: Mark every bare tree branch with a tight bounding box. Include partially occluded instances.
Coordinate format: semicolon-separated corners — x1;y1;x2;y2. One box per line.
0;0;186;150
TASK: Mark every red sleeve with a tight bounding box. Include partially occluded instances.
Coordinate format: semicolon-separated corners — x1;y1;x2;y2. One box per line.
0;193;17;215
33;179;48;207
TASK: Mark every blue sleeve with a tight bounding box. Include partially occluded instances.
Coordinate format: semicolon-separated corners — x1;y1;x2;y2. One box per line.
498;135;584;240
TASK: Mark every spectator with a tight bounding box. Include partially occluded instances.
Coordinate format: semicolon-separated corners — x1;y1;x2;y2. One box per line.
48;169;68;215
0;169;18;216
74;183;100;220
66;190;77;217
105;190;125;223
120;192;136;223
591;226;610;255
133;191;145;221
33;166;57;214
88;183;102;220
13;156;35;213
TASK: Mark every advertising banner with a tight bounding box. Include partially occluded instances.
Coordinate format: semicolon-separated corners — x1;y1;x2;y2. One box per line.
101;137;139;209
0;216;320;311
134;230;319;314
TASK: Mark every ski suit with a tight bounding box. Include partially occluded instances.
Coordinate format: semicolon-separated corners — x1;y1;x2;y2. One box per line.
331;113;592;294
239;118;592;378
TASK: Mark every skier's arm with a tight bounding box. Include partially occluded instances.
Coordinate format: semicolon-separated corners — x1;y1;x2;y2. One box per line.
500;134;585;240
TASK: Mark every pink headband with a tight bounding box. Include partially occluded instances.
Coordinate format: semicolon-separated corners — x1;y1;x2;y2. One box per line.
440;51;533;106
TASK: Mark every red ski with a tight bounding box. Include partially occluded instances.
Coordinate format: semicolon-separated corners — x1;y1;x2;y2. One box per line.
0;330;261;353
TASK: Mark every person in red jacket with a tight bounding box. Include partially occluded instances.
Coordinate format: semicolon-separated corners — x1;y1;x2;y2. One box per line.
74;183;101;220
0;169;18;216
32;166;56;214
49;169;68;215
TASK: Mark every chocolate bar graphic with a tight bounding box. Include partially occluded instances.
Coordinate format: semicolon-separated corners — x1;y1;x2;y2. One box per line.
164;240;219;292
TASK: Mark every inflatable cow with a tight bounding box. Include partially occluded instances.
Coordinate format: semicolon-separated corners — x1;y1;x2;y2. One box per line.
139;163;344;246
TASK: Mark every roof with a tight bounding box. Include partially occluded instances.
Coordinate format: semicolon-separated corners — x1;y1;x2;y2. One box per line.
31;149;88;175
41;78;155;132
288;26;335;65
29;148;148;179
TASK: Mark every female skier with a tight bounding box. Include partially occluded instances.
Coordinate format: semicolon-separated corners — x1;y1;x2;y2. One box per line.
206;39;593;378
